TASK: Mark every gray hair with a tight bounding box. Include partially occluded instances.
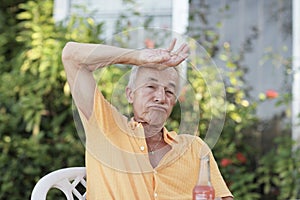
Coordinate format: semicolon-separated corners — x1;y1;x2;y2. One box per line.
127;66;139;90
127;66;184;96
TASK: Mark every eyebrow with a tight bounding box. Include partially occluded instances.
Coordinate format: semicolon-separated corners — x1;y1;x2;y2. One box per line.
147;77;176;90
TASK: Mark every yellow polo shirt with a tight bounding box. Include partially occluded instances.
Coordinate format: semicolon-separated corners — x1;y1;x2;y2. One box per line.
78;88;232;199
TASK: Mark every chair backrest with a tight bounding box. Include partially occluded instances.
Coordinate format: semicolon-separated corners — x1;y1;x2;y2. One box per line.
31;167;86;200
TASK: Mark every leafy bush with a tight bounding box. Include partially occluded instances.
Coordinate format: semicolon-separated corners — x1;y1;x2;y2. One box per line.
187;2;299;199
0;0;103;199
257;136;300;199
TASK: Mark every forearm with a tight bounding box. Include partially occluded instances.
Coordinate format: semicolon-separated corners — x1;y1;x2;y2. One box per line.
62;42;139;71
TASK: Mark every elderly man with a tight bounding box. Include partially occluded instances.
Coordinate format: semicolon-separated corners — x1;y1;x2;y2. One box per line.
62;39;233;199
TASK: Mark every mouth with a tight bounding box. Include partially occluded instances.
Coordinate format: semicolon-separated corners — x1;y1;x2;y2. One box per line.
148;105;167;112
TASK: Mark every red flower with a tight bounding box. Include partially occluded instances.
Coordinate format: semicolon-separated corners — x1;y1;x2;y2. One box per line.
220;158;233;167
265;89;278;99
236;152;247;164
144;38;155;48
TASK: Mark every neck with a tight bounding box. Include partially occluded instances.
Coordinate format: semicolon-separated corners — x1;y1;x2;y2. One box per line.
142;122;164;139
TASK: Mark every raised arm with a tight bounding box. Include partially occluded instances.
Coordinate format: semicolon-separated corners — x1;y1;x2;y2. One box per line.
61;39;189;119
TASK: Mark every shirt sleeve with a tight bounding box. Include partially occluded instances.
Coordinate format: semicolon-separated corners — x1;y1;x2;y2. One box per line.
78;87;129;137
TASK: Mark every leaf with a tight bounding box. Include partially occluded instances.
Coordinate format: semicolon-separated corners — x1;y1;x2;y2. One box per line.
17;11;32;20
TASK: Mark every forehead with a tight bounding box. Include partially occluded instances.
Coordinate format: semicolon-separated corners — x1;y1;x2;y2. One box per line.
135;67;179;87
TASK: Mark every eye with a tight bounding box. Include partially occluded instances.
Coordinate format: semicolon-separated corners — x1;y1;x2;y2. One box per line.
147;85;154;88
144;84;156;90
165;89;175;96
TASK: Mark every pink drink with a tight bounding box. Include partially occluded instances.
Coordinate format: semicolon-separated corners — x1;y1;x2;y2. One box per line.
193;185;215;200
193;155;215;200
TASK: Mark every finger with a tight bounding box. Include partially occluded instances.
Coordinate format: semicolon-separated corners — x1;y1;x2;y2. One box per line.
181;44;190;54
170;47;189;62
174;50;189;63
178;45;190;59
174;43;189;55
167;38;177;52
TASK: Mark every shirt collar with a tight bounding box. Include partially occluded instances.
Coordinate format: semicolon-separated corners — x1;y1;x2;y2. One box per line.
162;127;178;144
128;118;179;144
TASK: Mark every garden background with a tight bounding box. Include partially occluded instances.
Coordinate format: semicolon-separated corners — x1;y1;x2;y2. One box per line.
0;0;299;199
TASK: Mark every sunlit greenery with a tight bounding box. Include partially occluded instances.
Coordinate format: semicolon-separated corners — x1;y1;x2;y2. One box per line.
0;0;102;198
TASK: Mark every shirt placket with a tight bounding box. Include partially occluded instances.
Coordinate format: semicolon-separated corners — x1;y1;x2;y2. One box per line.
153;169;159;199
133;125;149;154
134;130;160;199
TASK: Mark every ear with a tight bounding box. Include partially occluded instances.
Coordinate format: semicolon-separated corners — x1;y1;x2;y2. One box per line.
125;86;134;103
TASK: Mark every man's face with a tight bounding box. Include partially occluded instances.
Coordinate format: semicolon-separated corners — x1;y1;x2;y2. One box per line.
126;67;179;126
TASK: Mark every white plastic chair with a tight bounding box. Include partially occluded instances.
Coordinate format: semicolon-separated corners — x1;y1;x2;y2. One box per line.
31;167;86;200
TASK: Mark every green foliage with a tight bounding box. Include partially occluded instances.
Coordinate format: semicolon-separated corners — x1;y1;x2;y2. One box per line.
188;2;298;199
257;136;300;199
0;135;84;199
0;0;104;199
221;161;260;200
187;50;260;198
188;41;261;199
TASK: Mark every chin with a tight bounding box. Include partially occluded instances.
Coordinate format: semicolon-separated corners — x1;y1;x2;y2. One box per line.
137;110;168;126
148;121;165;127
147;116;167;127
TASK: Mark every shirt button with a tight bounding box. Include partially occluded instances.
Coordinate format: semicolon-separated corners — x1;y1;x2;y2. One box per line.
140;146;145;151
154;193;158;198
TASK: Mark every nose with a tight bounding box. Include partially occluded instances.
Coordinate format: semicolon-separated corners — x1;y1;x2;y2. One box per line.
153;86;166;103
